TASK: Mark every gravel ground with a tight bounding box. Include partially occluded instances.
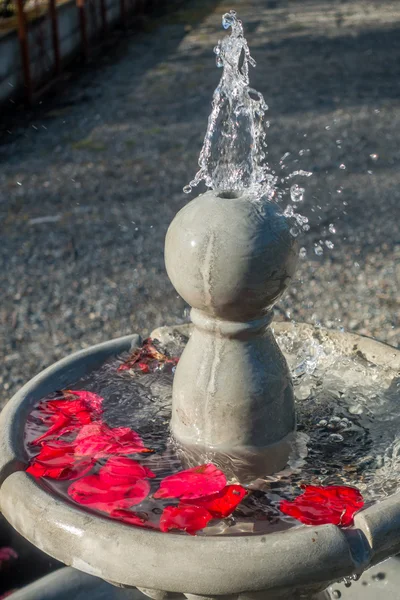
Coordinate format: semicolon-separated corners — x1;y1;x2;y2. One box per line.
1;0;399;408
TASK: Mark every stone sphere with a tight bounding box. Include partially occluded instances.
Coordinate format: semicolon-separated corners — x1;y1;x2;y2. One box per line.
165;190;298;321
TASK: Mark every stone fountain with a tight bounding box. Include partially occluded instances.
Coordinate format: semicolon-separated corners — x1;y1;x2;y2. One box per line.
0;11;400;600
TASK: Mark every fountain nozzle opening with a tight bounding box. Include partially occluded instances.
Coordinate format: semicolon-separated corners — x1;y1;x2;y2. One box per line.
217;190;243;199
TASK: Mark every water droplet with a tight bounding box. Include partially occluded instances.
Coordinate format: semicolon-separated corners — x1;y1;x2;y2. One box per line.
290;184;305;203
369;153;378;161
328;223;336;234
325;240;334;249
284;205;294;218
299;247;307;258
183;185;192;194
332;591;341;599
184;12;310;201
290;227;299;237
314;244;323;256
339;164;346;170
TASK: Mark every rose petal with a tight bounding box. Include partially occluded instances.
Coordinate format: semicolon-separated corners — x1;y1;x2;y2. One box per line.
110;509;157;528
31;414;74;446
0;548;18;562
31;390;103;446
41;399;89;416
98;457;156;486
68;475;150;513
280;485;364;527
185;485;247;518
118;338;179;373
64;390;103;414
154;464;226;500
27;441;95;480
160;505;213;535
74;422;152;458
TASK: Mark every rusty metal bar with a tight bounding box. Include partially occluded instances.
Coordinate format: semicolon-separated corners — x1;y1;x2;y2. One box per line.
119;0;127;30
16;0;33;104
77;0;89;61
49;0;61;74
100;0;107;35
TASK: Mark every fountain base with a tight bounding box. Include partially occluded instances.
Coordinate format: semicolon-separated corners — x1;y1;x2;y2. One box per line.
0;323;399;600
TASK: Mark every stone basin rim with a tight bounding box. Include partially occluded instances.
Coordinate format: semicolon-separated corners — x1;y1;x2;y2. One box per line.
0;324;399;593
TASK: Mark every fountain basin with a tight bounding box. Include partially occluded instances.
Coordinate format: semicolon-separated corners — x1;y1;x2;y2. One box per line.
0;323;399;599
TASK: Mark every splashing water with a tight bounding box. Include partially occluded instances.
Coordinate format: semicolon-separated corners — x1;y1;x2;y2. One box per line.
183;10;311;207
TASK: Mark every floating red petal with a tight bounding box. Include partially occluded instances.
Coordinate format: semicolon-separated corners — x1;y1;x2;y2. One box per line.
27;442;95;480
68;474;150;513
185;484;247;518
31;390;104;446
154;464;226;500
98;456;156;486
160;505;213;535
74;422;152;459
118;338;179;374
280;485;364;527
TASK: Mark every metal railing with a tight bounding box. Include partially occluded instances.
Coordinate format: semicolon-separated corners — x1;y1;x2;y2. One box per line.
1;0;165;105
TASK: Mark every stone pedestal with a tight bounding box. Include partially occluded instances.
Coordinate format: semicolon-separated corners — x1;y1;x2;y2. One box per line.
165;190;298;479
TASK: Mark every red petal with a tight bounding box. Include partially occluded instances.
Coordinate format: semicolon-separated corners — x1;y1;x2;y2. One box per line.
280;485;364;527
74;423;152;458
118;338;179;373
31;413;73;445
27;441;95;480
98;457;156;486
0;547;18;562
64;390;103;414
68;475;150;513
154;464;226;500
27;457;94;480
110;509;157;528
185;485;247;518
160;505;213;535
43;399;88;416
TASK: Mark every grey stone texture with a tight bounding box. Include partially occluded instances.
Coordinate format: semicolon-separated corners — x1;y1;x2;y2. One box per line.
165;191;298;478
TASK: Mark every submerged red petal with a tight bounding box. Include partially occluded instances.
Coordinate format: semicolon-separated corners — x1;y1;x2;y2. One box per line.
279;485;364;527
64;390;103;414
74;422;152;458
160;505;213;535
98;457;156;486
31;414;75;446
185;485;247;518
154;464;226;500
110;509;157;528
27;442;95;480
31;390;103;446
68;474;150;513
